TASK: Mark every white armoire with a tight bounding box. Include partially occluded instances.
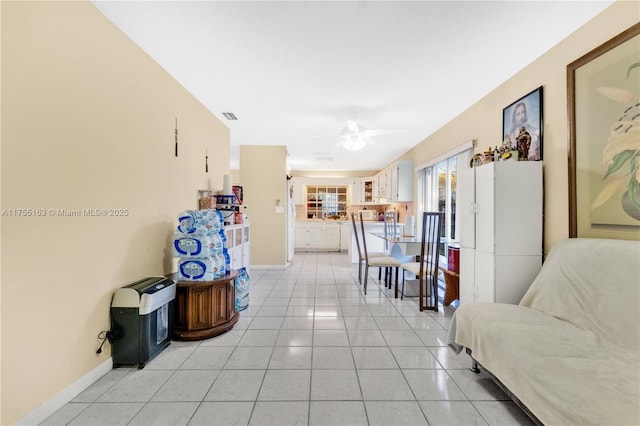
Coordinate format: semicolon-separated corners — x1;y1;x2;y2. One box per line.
458;160;543;304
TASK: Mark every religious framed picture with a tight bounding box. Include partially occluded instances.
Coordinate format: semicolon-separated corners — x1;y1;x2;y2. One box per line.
502;86;543;161
568;22;640;239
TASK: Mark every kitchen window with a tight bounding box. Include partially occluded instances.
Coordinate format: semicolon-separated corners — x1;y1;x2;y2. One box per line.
306;185;348;219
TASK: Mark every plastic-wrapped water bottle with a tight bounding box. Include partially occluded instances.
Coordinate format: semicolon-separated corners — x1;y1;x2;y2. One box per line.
210;231;223;251
213;249;225;278
213;210;224;233
235;267;250;311
219;228;228;248
222;248;231;275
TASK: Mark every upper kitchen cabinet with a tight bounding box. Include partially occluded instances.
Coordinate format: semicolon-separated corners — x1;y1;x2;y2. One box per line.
292;178;305;205
306;185;349;219
379;160;414;202
362;178;377;204
351;178;364;205
377;169;389;199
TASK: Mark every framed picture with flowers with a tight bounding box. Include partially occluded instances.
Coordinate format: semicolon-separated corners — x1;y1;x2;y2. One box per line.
568;22;640;239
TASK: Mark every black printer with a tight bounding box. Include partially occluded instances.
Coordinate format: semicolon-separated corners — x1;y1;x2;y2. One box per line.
110;277;176;368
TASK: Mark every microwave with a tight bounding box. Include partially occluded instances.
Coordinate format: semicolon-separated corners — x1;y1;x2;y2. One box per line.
359;210;377;221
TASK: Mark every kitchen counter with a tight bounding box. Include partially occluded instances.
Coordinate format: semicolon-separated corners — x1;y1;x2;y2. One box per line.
349;221;405;263
294;220;343;251
297;219;382;223
294;219;403;256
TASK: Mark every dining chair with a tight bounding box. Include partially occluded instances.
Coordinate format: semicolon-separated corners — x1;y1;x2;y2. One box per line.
350;213;387;286
383;211;398;251
359;212;401;295
400;212;444;311
381;210;399;287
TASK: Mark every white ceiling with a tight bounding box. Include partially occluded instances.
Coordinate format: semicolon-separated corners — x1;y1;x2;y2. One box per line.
93;0;612;172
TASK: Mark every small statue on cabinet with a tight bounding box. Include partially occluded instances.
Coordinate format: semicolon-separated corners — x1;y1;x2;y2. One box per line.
516;126;532;161
499;134;517;161
482;146;495;163
470;153;484;168
502;134;513;151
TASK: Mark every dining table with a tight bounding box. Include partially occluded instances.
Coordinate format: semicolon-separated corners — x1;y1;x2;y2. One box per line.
369;232;421;255
369;231;460;305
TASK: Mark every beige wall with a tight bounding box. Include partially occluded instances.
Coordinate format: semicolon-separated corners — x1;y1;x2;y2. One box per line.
1;0;638;424
240;146;288;267
1;2;229;424
406;1;639;253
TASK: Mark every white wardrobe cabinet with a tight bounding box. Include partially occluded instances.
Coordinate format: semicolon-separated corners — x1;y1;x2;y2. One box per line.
458;160;543;305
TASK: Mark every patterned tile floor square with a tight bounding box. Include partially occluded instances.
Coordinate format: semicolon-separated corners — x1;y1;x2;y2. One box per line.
40;252;534;425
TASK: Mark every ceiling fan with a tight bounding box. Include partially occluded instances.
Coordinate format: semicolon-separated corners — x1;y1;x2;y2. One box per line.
339;120;401;152
341;120;368;151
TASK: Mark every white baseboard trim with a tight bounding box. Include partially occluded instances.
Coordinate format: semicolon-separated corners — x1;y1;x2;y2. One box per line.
250;264;287;269
16;357;112;426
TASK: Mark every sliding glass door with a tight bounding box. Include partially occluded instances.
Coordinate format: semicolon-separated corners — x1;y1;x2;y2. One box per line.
417;148;472;260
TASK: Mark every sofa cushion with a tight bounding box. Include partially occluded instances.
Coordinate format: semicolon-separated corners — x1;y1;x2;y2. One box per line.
519;238;640;352
450;238;640;425
452;302;639;426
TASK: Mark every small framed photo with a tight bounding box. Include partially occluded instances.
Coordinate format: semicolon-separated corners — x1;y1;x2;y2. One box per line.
502;86;543;161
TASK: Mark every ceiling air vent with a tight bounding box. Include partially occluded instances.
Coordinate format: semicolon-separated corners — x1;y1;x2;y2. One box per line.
314;152;332;163
222;112;238;120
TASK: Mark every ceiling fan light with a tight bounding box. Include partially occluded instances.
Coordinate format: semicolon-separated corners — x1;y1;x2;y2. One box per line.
342;135;366;151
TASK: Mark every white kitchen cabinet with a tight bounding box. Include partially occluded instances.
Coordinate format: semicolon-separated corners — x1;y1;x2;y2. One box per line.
351;178;364;205
295;223;309;250
307;223;326;248
376;169;389;199
340;221;351;252
295;221;341;251
292;178;305;205
362;177;376;204
458;160;542;305
388;160;414;202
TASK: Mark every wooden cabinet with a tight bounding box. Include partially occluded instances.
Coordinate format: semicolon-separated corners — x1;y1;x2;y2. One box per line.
458;160;542;305
171;270;239;340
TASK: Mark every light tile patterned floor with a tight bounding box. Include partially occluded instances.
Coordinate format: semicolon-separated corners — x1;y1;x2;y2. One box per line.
40;252;534;426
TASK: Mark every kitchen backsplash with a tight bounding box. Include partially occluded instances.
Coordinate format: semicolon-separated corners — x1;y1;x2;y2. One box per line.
295;202;413;221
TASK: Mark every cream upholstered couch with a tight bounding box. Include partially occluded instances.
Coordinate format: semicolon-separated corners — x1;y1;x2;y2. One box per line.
448;238;640;426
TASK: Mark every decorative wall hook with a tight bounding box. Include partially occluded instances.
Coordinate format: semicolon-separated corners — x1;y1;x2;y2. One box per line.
205;149;209;173
174;118;179;157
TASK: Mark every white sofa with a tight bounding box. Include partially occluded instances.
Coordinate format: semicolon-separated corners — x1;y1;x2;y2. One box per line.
448;238;640;426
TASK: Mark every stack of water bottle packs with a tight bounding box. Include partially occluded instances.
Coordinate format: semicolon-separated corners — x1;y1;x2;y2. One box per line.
173;210;230;281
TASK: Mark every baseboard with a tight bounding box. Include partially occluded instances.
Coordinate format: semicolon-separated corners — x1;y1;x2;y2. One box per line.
250;264;287;269
16;357;113;426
